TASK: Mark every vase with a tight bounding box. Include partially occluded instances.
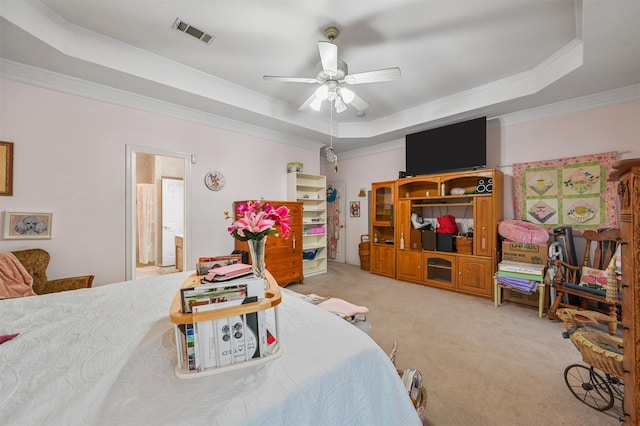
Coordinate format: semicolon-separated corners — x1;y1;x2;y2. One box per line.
247;237;267;278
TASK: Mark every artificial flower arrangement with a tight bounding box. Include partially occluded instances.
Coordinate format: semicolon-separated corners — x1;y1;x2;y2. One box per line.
225;200;292;242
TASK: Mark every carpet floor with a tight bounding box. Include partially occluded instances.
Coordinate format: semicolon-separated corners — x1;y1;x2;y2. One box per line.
286;261;623;426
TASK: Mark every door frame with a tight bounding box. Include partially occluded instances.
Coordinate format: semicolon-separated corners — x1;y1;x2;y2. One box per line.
125;145;192;280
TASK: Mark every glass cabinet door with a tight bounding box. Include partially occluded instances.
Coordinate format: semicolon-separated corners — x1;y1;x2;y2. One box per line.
374;185;393;224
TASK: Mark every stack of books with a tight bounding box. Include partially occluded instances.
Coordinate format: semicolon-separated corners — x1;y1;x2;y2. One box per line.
496;260;546;293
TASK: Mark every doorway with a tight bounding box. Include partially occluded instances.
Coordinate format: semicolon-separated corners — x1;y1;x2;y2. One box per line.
125;145;191;280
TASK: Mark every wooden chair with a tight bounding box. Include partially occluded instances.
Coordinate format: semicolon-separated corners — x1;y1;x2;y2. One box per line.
548;229;621;335
11;249;94;295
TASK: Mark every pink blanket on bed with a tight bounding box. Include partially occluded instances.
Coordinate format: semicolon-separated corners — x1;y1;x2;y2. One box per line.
0;252;37;299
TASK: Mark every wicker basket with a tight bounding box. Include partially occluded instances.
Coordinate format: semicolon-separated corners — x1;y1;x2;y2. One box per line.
359;235;370;271
571;331;624;378
557;308;624;379
455;236;473;254
388;341;428;421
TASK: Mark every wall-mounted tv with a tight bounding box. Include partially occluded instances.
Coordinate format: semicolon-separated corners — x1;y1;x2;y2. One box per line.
405;117;487;176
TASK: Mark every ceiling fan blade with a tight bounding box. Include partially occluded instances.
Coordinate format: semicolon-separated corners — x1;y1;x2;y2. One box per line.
318;41;338;76
263;75;319;83
349;92;370;112
344;67;401;85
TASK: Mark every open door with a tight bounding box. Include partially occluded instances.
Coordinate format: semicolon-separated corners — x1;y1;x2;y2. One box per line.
125;145;191;280
161;177;184;266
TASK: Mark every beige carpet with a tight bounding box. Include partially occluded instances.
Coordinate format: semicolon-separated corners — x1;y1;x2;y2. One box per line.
286;262;623;426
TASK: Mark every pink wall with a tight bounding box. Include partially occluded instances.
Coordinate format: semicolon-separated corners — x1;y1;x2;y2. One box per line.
1;76;638;278
0;79;320;285
324;101;640;266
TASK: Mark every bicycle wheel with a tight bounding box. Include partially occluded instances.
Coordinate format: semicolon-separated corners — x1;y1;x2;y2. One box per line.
564;364;614;411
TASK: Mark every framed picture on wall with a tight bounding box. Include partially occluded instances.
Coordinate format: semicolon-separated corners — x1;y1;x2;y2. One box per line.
0;141;13;196
350;201;360;217
3;212;53;239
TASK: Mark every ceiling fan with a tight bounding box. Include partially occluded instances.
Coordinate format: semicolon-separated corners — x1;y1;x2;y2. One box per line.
263;26;401;114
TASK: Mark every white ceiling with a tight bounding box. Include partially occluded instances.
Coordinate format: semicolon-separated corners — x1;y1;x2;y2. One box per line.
1;0;639;156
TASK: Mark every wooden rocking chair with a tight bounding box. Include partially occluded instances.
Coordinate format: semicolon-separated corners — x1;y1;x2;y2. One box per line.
548;229;621;336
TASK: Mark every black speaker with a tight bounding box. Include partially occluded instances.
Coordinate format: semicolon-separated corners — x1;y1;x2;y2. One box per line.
477;178;493;194
399;171;406;178
436;233;456;252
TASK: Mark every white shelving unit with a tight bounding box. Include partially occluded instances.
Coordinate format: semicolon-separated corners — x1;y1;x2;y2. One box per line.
287;172;327;277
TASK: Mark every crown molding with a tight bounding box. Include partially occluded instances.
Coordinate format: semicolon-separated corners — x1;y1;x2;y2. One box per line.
491;84;640;128
2;59;638;159
0;59;324;151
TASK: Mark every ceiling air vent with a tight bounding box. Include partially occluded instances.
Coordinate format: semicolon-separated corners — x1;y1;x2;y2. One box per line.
172;18;214;44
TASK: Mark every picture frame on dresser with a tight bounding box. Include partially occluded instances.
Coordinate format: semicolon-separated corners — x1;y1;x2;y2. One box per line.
0;141;13;196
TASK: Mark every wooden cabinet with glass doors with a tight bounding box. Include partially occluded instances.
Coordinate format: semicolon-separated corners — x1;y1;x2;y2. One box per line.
370;181;395;277
394;168;503;299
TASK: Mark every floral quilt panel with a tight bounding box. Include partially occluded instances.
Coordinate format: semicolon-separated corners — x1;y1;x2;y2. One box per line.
512;151;618;232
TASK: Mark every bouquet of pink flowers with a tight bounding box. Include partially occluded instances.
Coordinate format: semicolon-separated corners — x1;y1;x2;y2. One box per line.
226;200;292;242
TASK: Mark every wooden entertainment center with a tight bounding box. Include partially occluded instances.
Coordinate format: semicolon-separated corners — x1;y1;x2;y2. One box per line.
370;168;503;299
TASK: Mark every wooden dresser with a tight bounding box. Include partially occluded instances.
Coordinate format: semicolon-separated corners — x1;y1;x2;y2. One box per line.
233;200;303;287
609;158;640;425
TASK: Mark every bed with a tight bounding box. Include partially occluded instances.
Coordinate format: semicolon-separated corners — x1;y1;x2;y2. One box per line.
0;271;421;425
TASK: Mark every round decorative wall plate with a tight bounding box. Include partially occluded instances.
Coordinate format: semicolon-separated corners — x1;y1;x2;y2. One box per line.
204;170;225;191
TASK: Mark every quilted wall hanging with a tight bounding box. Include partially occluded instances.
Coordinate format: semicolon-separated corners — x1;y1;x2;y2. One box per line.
512;151;618;232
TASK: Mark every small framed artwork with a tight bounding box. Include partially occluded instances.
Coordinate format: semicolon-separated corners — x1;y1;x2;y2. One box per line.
350;201;361;218
0;141;14;196
3;212;53;239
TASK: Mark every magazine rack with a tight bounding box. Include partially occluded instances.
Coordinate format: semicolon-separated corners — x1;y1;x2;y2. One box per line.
169;270;283;379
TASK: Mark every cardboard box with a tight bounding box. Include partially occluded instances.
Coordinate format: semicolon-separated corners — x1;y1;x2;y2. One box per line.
501;242;548;265
502;285;550;312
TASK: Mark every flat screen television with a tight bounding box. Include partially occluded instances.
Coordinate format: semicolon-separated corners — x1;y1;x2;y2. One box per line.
405;117;487;176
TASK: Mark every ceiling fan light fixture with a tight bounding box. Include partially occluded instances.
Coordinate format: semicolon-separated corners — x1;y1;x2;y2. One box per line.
309;97;323;111
334;97;347;113
315;85;329;100
339;87;355;104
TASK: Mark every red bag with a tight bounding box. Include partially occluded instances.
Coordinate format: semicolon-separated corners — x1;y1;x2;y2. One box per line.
437;215;458;235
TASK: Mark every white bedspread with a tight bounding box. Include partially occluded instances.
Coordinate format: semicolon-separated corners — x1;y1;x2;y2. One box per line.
0;272;420;426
